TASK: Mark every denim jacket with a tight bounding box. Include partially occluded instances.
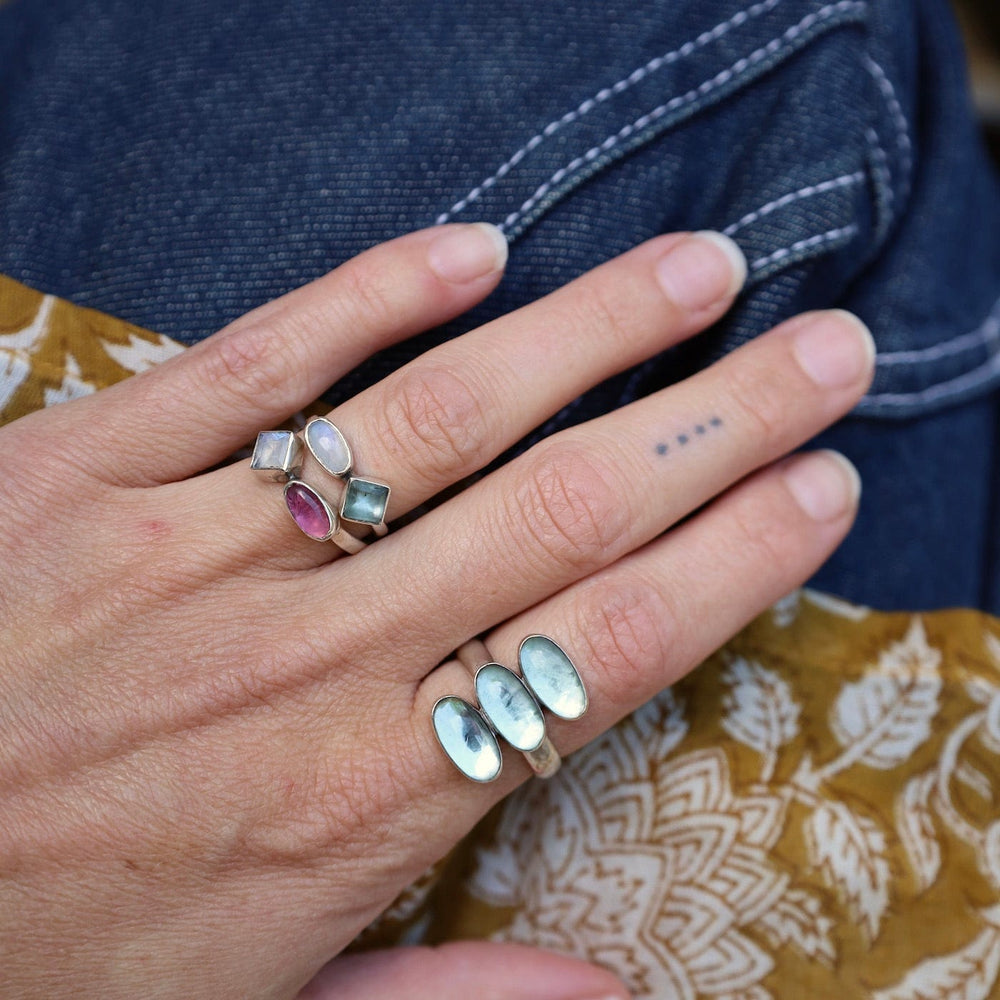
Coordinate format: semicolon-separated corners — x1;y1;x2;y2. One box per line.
2;0;999;608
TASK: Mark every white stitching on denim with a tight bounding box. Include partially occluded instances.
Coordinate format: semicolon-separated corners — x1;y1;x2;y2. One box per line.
876;293;1000;367
434;0;785;225
863;55;913;202
722;171;865;236
749;224;859;271
865;125;894;218
499;1;868;234
608;219;863;412
861;349;1000;409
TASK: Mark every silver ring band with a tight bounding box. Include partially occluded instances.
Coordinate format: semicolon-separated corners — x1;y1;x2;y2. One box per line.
456;638;562;779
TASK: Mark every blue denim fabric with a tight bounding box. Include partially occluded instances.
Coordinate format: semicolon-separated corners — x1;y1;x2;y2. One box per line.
1;0;999;610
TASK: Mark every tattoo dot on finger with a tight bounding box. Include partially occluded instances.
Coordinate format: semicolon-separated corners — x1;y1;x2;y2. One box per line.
653;415;724;457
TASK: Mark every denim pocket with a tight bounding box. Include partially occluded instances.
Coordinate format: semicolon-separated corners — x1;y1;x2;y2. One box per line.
428;0;1000;421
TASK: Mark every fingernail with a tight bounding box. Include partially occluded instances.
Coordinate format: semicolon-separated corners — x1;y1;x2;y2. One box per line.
655;231;747;312
783;450;861;521
792;310;876;388
428;222;509;283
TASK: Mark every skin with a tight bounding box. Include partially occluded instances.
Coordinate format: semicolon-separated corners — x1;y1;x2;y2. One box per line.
0;224;874;999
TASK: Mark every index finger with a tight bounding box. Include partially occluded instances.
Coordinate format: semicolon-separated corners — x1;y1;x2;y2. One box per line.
44;224;509;487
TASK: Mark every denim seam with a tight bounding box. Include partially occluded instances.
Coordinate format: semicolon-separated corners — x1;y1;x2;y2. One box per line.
606;220;864;416
863;54;914;204
435;0;785;225
722;171;865;237
749;224;860;272
859;334;1000;410
498;0;869;235
864;125;895;242
875;293;1000;367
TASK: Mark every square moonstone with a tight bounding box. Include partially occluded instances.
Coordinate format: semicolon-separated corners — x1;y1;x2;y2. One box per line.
250;430;301;479
341;477;390;525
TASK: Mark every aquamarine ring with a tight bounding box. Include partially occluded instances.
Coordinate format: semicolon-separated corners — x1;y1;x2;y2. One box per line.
433;635;589;783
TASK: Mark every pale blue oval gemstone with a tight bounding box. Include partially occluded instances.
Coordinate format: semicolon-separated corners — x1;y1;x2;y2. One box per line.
475;663;545;752
305;418;352;477
432;697;502;782
518;635;588;720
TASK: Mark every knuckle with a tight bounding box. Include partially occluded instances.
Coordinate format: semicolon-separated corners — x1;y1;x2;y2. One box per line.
721;358;789;452
572;575;678;703
727;490;798;578
334;259;401;334
206;323;301;412
512;442;629;573
377;364;492;485
565;280;634;349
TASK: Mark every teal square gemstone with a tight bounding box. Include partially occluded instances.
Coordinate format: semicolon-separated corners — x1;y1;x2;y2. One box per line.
341;477;390;525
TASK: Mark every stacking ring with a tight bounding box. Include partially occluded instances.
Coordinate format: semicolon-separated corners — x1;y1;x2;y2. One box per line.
432;634;588;783
302;417;391;537
251;418;392;551
457;638;561;778
250;428;365;554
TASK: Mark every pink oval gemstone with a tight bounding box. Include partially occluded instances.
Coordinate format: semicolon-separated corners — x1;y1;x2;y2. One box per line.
284;482;332;540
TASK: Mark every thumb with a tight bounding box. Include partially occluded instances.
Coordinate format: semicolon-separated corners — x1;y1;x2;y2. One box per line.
297;941;630;1000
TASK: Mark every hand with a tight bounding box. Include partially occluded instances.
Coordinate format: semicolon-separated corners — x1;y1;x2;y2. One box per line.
0;223;873;999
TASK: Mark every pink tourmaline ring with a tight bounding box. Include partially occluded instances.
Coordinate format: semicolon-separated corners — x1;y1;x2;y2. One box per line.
281;479;365;554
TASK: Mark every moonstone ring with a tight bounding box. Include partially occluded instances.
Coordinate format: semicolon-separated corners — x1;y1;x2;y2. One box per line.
250;430;365;554
302;417;391;537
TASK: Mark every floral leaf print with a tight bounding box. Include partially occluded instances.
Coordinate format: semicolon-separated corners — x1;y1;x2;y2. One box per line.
955;762;994;805
629;688;689;764
895;771;941;892
756;887;836;962
805;801;891;941
985;693;1000;755
100;332;186;374
803;587;871;620
985;824;1000;890
829;618;942;771
721;658;800;779
985;632;1000;673
871;909;1000;1000
770;590;801;627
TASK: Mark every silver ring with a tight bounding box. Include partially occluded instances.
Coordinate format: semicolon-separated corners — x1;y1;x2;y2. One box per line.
302;417;391;537
456;638;561;779
250;427;374;554
282;479;366;554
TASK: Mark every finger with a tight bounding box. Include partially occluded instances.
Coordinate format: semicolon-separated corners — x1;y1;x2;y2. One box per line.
62;224;510;486
298;943;629;1000
203;229;746;570
344;308;875;674
415;448;860;791
309;230;746;519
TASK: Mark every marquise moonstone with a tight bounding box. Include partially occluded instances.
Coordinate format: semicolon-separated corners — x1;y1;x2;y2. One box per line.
475;663;545;752
284;482;333;540
432;697;502;782
518;634;588;720
304;418;352;478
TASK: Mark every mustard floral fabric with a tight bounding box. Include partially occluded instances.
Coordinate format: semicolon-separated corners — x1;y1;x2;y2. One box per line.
3;272;1000;999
